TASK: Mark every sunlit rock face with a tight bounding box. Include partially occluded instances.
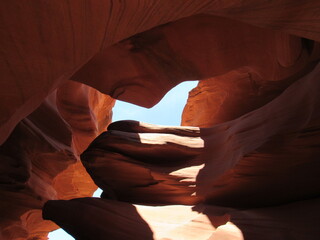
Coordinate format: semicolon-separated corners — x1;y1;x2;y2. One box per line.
82;121;204;205
2;0;320;239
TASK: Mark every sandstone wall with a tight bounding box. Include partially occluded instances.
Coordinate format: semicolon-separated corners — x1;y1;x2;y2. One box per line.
0;82;114;240
1;1;320;239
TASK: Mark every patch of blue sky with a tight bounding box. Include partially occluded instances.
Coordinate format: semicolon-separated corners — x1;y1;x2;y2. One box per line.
112;81;198;125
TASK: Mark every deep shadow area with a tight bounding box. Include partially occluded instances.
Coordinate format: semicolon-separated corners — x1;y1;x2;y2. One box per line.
43;198;154;240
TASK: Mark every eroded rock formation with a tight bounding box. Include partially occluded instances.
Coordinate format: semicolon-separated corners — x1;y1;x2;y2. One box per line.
82;121;203;205
2;0;320;143
0;82;114;239
1;1;320;239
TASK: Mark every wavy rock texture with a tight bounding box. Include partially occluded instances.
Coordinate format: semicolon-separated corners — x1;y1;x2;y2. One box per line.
81;121;203;205
2;0;320;143
0;82;114;240
194;63;320;206
72;14;317;108
181;67;309;127
2;1;320;240
44;63;320;240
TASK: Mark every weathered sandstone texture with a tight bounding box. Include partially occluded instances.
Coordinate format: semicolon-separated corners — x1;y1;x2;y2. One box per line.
0;82;114;240
2;0;320;143
1;1;320;239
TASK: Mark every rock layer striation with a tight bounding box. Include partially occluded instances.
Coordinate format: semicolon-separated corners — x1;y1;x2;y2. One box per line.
1;1;320;240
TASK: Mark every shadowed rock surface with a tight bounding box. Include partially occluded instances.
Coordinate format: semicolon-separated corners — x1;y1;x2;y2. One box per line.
81;122;204;205
47;63;320;239
1;1;320;239
43;197;320;240
0;82;114;239
2;0;320;143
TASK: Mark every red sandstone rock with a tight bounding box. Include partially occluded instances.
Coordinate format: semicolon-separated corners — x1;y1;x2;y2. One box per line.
207;0;320;42
2;1;320;240
73;15;318;108
79;62;320;208
56;80;115;154
81;121;203;205
0;0;216;145
204;197;320;240
0;82;113;239
43;197;320;240
47;63;320;240
181;66;312;127
42;198;218;240
196;63;320;203
2;1;320;144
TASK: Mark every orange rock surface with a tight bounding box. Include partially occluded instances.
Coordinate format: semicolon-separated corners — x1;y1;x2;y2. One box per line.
43;197;320;240
2;0;320;143
0;82;114;240
46;62;320;239
1;1;320;240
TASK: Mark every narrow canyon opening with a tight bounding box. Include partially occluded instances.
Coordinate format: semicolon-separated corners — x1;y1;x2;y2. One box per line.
48;81;198;240
3;3;320;239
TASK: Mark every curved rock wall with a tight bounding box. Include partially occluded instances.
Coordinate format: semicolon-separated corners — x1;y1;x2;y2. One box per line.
2;0;320;144
1;1;320;240
0;82;114;240
43;62;320;240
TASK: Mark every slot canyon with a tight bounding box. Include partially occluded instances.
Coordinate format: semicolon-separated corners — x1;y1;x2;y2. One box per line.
1;1;320;239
